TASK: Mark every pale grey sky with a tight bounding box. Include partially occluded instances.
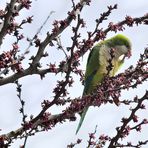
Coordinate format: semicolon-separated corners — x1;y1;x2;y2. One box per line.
0;0;148;147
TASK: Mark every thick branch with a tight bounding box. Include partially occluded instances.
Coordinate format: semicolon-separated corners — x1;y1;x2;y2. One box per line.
0;0;17;45
0;67;57;86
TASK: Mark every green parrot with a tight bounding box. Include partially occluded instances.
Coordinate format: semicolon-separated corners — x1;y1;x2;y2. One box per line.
76;34;132;134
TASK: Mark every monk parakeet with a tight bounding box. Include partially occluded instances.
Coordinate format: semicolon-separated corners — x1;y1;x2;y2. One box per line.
76;34;132;134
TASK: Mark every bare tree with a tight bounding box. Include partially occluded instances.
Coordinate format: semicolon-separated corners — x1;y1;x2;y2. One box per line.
0;0;147;147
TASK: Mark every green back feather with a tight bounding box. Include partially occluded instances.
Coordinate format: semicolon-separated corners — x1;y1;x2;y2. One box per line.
76;45;101;134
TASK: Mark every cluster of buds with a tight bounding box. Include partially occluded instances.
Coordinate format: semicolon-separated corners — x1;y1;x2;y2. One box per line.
16;0;32;9
67;139;82;148
53;80;69;97
0;43;23;73
22;121;33;131
108;22;125;32
125;16;134;26
96;4;117;25
0;9;6;18
7;22;19;34
97;134;110;147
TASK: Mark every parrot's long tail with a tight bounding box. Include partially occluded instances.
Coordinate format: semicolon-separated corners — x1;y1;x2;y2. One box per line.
76;107;88;134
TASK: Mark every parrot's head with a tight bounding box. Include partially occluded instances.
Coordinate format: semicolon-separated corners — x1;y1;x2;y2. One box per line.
109;34;132;60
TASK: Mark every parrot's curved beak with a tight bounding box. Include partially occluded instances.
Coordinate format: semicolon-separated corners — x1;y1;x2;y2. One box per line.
124;49;132;60
126;49;132;58
120;49;132;61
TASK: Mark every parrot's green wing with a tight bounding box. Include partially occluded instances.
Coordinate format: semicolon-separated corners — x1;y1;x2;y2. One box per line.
76;45;101;134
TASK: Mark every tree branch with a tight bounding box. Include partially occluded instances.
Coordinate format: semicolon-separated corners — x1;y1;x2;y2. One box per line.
108;91;148;147
0;0;17;45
